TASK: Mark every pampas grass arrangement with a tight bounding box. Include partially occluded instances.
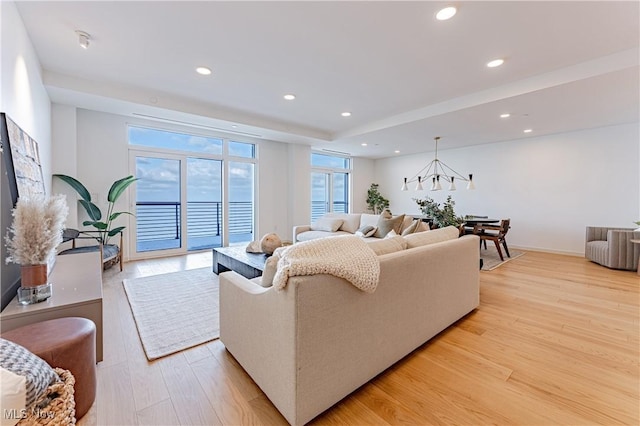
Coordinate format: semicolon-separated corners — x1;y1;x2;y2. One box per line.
5;194;69;266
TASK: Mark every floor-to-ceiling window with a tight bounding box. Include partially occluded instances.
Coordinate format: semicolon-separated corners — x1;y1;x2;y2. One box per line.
128;126;256;257
310;152;351;222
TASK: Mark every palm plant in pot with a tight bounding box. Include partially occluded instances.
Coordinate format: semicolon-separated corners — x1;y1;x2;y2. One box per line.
4;194;68;304
53;174;138;245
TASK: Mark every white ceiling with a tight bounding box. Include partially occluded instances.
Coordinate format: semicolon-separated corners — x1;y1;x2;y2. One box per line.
15;1;640;158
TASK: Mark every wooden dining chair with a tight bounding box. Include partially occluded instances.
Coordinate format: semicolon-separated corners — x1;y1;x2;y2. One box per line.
473;219;511;261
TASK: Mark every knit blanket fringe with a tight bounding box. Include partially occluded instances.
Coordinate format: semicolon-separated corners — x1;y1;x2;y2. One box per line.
273;235;380;293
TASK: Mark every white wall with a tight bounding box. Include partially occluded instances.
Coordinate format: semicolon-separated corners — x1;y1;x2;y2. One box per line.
0;0;52;305
375;123;639;255
351;157;376;214
51;104;78;227
0;1;52;192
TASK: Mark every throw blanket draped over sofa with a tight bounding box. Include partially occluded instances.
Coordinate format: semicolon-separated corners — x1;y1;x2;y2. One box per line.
273;236;380;293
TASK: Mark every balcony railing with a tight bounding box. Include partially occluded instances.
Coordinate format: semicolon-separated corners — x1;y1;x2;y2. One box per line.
311;201;348;222
136;201;253;252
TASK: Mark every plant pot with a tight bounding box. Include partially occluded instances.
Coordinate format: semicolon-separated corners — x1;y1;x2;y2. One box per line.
21;264;48;287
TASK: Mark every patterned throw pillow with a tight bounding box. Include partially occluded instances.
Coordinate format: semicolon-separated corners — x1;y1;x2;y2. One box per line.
0;338;58;409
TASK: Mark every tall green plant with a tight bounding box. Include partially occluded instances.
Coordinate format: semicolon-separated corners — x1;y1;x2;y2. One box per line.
366;183;390;215
53;174;138;245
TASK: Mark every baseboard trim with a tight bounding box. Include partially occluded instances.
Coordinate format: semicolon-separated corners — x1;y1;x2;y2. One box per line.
510;245;583;257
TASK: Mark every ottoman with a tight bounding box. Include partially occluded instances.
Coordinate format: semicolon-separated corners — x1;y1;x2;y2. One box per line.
1;317;97;420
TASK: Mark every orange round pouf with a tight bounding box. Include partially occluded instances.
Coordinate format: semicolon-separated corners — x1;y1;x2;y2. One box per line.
1;317;97;420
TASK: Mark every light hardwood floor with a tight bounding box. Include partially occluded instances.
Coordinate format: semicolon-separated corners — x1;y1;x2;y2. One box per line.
78;249;639;425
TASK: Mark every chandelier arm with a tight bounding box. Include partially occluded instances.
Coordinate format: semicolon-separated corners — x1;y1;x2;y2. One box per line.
406;159;436;182
438;160;470;181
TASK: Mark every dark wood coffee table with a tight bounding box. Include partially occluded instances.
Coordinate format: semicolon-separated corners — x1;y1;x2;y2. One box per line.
212;246;267;279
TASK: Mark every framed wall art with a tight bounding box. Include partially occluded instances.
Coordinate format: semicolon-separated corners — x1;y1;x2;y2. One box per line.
0;112;46;206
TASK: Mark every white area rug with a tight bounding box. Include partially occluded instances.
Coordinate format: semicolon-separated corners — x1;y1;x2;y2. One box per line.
481;248;525;271
123;267;219;360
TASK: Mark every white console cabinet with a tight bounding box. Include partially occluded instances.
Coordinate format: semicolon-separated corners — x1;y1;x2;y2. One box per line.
0;251;103;361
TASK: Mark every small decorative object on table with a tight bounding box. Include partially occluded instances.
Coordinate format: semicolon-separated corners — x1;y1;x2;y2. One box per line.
260;233;282;255
4;195;68;305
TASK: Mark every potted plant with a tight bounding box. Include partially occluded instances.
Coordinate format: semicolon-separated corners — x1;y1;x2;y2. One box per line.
4;194;68;304
366;183;390;215
414;195;464;229
54;174;137;245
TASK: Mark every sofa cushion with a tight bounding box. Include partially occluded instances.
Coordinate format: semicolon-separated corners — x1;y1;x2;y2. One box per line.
416;221;430;232
326;213;361;234
399;216;414;233
260;255;279;287
359;213;380;228
297;230;352;242
0;367;26;426
366;235;407;255
374;214;405;238
404;226;459;248
311;217;343;232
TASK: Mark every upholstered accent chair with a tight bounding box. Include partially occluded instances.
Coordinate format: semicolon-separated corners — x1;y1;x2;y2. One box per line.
585;227;640;271
59;229;123;271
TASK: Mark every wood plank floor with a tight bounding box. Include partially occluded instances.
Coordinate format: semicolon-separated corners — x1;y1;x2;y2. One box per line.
78;250;639;425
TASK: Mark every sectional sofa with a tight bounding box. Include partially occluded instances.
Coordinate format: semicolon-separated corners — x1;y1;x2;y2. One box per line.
219;227;480;425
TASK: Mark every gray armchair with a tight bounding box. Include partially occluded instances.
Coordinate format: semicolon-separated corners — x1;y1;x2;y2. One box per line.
585;227;640;271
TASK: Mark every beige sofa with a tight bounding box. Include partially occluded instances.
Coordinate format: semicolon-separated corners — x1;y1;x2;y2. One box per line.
293;212;424;242
219;230;480;425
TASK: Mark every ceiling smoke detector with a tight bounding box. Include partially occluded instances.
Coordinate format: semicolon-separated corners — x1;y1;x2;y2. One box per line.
76;30;90;49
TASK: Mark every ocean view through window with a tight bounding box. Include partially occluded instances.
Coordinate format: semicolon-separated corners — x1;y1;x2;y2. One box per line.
129;126;256;256
311;152;350;222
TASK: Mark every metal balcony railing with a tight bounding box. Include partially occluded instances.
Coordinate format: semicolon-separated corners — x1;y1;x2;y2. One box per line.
135;201;253;251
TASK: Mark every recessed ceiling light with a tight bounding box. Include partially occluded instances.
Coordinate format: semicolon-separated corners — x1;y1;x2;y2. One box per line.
487;59;504;68
394;150;400;154
500;113;511;118
231;125;238;128
361;143;367;146
523;129;533;133
283;94;296;100
196;66;212;75
436;6;457;21
341;112;352;117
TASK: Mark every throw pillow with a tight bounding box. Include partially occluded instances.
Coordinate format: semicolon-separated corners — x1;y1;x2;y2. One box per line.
0;338;58;410
355;225;377;238
374;214;405;238
359;213;380;228
416;221;430;232
260;255;279;287
0;367;26;426
384;229;398;238
310;217;343;232
401;219;420;236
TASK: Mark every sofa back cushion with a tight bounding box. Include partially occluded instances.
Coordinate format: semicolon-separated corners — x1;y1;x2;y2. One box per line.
360;213;380;228
366;235;407;255
404;226;459;248
311;217;343;232
326;213;362;234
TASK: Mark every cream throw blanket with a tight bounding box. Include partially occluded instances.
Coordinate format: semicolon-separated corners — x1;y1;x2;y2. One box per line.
273;235;380;293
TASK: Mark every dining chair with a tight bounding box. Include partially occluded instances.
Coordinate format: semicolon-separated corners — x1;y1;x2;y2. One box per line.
473;219;511;261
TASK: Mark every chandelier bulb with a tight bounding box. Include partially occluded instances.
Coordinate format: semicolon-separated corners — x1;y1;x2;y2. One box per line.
467;174;475;190
401;177;408;191
434;175;442;191
449;176;456;191
415;176;423;191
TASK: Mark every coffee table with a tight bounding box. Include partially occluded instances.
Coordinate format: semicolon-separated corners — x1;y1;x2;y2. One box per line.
212;246;267;279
